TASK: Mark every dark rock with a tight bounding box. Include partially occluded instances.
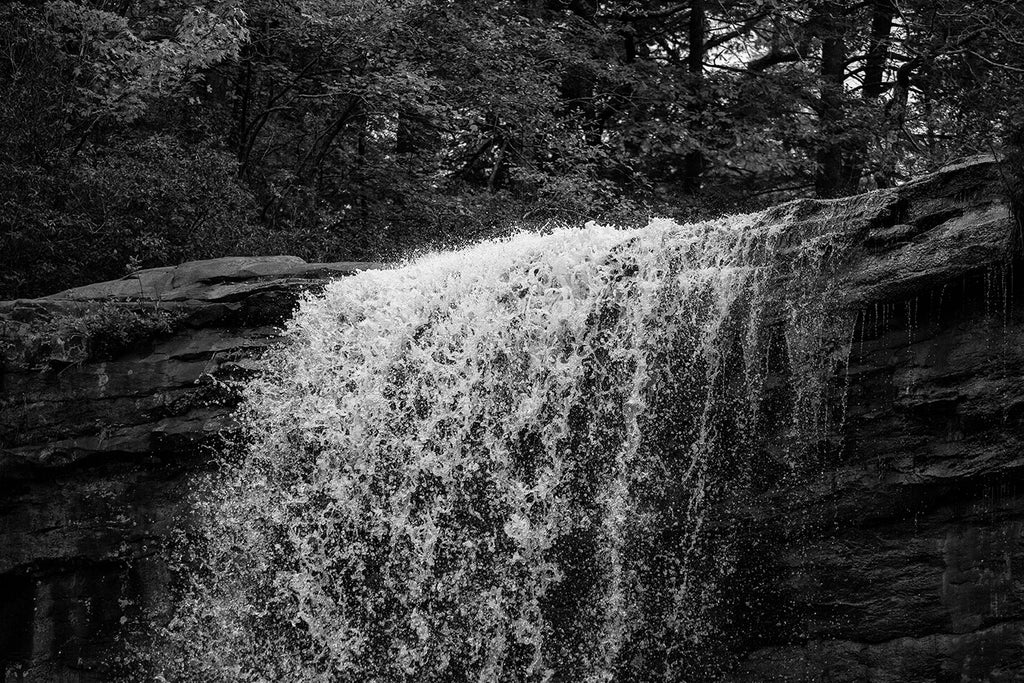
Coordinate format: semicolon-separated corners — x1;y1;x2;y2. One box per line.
1;157;1021;681
0;257;381;681
722;157;1024;681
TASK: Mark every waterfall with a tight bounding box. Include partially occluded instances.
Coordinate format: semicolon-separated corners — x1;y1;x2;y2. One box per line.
152;209;857;681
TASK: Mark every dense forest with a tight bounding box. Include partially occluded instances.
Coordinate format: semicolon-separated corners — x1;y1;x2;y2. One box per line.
2;0;1022;298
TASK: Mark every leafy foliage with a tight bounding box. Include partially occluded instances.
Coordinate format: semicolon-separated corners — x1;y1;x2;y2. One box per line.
16;303;184;369
1;136;263;294
2;0;1022;298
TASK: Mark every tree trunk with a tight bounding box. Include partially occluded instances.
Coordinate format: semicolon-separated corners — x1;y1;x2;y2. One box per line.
814;1;857;198
683;0;706;195
877;56;916;187
863;0;895;101
849;0;896;186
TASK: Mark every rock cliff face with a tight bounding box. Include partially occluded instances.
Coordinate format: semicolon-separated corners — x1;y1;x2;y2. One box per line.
1;157;1021;681
727;157;1024;682
0;257;380;681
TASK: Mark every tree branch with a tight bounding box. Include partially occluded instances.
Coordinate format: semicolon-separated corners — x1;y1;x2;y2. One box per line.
705;10;771;51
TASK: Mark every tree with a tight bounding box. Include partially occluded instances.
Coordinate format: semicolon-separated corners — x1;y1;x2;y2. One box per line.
2;0;1022;298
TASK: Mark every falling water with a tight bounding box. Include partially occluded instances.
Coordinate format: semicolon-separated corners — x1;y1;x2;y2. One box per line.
153;208;858;681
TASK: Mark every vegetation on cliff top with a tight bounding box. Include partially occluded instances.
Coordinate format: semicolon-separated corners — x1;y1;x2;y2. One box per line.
6;303;185;369
2;0;1022;299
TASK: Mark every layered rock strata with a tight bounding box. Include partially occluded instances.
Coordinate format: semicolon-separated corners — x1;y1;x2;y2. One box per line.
0;257;379;681
1;157;1020;681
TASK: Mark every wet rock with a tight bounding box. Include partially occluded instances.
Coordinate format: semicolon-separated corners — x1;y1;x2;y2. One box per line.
1;157;1021;680
723;157;1024;681
0;257;381;680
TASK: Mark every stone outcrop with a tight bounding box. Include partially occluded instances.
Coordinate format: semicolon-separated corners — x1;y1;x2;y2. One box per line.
1;157;1021;681
0;257;380;681
726;156;1024;682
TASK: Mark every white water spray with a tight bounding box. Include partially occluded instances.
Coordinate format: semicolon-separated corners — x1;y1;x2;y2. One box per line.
155;209;857;681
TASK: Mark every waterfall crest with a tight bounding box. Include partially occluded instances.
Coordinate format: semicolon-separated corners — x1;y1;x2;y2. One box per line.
155;210;857;681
